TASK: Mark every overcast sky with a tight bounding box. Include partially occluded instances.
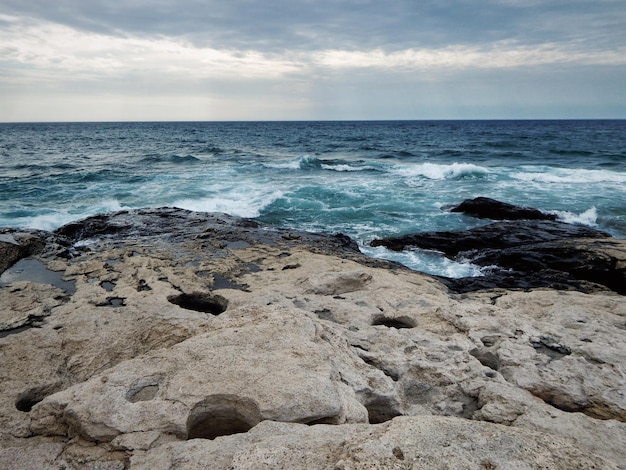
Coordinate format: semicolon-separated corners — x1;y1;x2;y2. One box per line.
1;0;625;121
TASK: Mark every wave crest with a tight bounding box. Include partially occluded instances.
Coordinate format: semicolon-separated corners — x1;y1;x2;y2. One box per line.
393;162;490;180
551;207;598;226
173;190;283;218
512;167;626;185
265;155;375;172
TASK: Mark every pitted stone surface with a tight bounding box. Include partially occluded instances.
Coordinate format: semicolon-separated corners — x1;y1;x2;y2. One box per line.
0;208;624;469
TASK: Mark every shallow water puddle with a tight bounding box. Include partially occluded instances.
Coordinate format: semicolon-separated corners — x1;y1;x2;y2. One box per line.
0;258;76;295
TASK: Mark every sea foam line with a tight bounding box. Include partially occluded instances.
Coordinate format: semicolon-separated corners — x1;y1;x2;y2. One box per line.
173;190;284;219
391;162;490;180
512;167;626;185
550;207;598;227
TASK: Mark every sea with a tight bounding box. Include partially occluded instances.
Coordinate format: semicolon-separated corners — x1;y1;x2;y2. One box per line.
1;120;625;278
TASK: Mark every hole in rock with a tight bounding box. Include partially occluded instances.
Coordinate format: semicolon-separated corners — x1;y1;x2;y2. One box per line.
167;292;228;315
186;394;261;440
480;335;499;347
372;314;416;329
530;336;571;360
304;415;341;425
358;354;400;381
392;446;405;460
127;383;160;403
470;348;501;371
314;308;337;322
137;279;152;291
530;389;589;415
212;274;247;291
15;383;62;412
364;395;403;424
0;325;34;338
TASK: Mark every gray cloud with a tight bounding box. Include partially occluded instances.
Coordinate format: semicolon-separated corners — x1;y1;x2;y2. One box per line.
1;0;625;121
2;0;624;52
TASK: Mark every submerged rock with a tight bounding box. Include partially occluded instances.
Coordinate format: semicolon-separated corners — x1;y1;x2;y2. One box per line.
1;207;625;469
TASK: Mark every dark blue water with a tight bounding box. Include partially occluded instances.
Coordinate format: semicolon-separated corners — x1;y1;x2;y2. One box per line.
1;120;625;276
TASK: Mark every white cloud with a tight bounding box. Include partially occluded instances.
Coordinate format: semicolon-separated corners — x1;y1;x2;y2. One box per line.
313;42;626;71
3;13;625;95
0;11;624;121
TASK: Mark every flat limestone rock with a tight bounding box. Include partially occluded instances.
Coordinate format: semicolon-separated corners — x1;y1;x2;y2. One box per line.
130;418;618;470
0;208;625;469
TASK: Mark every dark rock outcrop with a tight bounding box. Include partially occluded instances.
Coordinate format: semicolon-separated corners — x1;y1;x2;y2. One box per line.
370;220;609;256
450;197;557;221
371;202;625;294
0;230;54;274
54;207;363;259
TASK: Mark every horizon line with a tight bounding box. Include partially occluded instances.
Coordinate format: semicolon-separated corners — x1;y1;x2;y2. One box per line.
2;117;625;125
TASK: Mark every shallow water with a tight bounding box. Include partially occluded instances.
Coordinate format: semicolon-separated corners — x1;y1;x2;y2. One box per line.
0;258;76;295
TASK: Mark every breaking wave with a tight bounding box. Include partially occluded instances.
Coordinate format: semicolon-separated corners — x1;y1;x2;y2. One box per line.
391;162;490;180
512;167;626;186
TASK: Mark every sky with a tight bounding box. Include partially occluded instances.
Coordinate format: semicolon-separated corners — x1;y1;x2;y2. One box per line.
1;0;625;121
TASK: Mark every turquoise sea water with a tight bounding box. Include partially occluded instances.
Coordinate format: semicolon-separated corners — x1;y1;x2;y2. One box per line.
1;120;625;277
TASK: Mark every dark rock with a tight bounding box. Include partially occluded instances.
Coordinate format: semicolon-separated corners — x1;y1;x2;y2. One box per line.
0;230;50;274
370;220;609;256
371;218;625;295
471;238;626;295
450;197;557;221
52;208;365;261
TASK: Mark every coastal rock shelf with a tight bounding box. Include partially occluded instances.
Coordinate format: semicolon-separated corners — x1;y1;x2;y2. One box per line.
1;206;625;469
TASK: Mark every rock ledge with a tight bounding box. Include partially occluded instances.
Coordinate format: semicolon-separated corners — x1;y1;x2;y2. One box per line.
1;207;625;469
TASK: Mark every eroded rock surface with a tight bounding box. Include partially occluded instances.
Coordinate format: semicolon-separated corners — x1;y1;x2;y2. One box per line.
1;207;625;469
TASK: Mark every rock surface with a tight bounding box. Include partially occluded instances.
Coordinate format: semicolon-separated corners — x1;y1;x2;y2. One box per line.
1;207;625;469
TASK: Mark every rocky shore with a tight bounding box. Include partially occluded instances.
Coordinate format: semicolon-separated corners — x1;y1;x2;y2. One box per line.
1;202;625;469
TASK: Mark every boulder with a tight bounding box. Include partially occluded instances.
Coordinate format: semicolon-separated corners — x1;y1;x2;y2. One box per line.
450;196;557;220
370;220;609;255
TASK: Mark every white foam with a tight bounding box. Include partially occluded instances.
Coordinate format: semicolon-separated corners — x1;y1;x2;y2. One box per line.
14;212;76;231
512;167;626;185
551;207;598;226
321;163;372;172
8;199;130;231
363;246;485;278
173;190;283;218
392;162;490;180
263;155;319;170
263;160;302;170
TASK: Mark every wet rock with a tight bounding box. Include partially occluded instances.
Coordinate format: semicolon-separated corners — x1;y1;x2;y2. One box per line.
0;231;48;274
450;196;557;221
371;218;624;294
371;220;609;255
